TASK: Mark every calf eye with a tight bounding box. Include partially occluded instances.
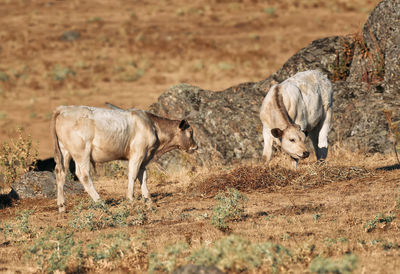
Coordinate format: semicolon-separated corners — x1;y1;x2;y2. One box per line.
290;139;295;142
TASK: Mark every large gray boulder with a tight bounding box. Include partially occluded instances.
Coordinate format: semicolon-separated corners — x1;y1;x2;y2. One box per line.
12;171;84;199
330;81;396;154
148;0;399;168
363;0;400;61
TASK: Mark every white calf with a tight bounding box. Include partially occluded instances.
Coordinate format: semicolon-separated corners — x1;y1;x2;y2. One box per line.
259;70;333;168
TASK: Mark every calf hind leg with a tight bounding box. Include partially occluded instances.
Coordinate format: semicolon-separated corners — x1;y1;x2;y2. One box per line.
75;160;100;202
55;147;71;213
73;144;100;202
317;122;330;161
310;117;331;161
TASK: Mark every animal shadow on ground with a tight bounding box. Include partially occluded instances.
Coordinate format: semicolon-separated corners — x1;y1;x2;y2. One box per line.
31;157;78;181
101;193;173;206
0;189;19;209
376;164;400;171
151;192;173;202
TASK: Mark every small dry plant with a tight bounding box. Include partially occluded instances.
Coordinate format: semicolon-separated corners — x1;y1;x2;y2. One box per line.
352;31;385;83
383;109;400;165
330;36;354;81
0;128;38;192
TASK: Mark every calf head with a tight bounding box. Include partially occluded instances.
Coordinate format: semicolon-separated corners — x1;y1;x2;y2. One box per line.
271;124;309;160
176;119;198;153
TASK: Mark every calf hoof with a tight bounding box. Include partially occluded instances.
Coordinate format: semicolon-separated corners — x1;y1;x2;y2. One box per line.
262;156;272;166
58;204;66;213
262;155;267;164
144;197;152;203
144;198;155;210
92;200;108;210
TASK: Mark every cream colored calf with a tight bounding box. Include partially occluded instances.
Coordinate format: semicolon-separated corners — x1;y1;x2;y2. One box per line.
51;106;197;212
260;70;333;168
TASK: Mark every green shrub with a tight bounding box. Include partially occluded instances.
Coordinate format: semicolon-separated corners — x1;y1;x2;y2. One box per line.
309;254;358;274
149;242;188;273
26;227;82;273
26;228;141;272
189;235;291;273
52;65;75;81
86;232;132;263
0;71;9;82
364;213;395;233
211;188;248;231
68;200;147;231
313;214;322;222
264;7;276;15
17;209;35;235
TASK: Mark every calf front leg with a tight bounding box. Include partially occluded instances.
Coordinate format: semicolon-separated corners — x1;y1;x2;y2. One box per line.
137;167;150;201
262;127;274;164
127;155;145;201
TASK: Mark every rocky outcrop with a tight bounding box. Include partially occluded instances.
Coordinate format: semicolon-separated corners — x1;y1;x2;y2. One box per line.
352;0;400;94
148;0;399;169
363;0;400;57
12;171;84;199
330;81;395;153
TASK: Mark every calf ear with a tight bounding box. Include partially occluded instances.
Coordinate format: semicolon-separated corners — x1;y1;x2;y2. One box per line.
179;119;190;130
271;128;283;138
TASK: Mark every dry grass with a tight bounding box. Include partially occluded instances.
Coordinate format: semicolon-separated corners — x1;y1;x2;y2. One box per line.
1;147;399;273
194;162;373;197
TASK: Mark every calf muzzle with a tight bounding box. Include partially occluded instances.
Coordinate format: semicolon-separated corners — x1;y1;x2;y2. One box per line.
301;151;310;159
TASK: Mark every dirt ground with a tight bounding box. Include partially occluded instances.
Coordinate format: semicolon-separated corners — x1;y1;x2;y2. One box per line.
0;0;380;158
2;0;399;273
0;152;399;273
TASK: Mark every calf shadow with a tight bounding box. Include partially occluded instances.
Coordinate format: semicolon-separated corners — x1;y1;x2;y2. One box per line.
31;157;78;181
0;189;19;209
151;192;173;202
376;164;400;171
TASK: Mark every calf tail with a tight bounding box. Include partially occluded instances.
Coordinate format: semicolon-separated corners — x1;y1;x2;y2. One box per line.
51;108;64;171
105;102;124;111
